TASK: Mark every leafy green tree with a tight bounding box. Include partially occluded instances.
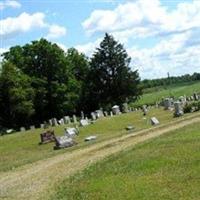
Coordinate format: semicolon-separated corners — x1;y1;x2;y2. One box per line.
0;62;34;128
3;39;79;121
87;33;141;110
65;48;90;112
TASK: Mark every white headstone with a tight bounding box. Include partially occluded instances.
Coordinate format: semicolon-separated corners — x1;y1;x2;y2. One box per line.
73;115;77;123
80;119;89;126
151;117;160;125
20;127;26;132
64;127;78;137
112;105;120;115
174;101;184;117
85;136;97;141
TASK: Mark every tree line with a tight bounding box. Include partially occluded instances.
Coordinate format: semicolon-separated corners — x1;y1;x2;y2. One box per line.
0;33;141;129
141;73;200;90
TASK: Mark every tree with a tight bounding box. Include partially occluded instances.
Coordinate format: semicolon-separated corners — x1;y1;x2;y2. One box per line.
0;62;34;128
65;48;90;112
86;33;141;110
2;39;79;122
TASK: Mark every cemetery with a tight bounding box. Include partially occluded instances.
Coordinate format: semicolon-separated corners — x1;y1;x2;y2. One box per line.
1;3;200;198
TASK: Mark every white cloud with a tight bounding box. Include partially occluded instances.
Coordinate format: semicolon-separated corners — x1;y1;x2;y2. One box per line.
75;38;102;57
82;0;200;78
0;12;46;39
0;0;21;10
127;30;200;79
56;42;68;52
83;0;200;39
0;12;67;40
46;24;66;39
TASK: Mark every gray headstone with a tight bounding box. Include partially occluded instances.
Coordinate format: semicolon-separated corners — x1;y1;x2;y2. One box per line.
164;98;173;110
112;105;121;115
64;127;79;137
110;111;113;117
95;110;104;118
193;93;199;101
59;118;65;125
63;116;70;124
40;124;45;129
122;103;129;113
52;118;58;126
49;119;53;126
151;117;160;125
73;115;77;123
20;127;26;132
80;119;89;126
81;111;84;119
54;136;76;149
174;101;184;117
104;111;108;117
30;125;35;130
91;112;96;120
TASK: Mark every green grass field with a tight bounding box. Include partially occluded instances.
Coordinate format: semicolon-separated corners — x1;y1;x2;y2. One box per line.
131;81;200;107
0;108;175;172
50;122;200;200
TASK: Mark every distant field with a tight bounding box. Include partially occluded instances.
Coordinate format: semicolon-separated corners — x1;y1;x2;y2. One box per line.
51;122;200;200
0;108;174;172
131;81;200;107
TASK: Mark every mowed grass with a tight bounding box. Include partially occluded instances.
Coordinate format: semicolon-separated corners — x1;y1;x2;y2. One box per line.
132;81;200;107
0;108;175;172
50;122;200;200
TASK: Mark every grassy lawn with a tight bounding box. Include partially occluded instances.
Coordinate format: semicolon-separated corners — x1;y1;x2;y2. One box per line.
50;122;200;200
131;81;200;107
0;108;174;172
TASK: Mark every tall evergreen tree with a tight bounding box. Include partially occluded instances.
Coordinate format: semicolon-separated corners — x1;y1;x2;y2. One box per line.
87;33;141;110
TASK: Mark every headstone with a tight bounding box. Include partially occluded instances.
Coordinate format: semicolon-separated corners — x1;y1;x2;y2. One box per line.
112;105;121;115
164;98;173;110
85;136;97;142
58;118;65;125
20;127;26;132
30;125;35;130
150;117;160;125
190;96;194;101
126;126;134;131
122;103;129;113
54;136;76;149
91;112;96;121
174;101;184;117
49;119;53;126
73;115;77;123
63;116;70;124
6;129;14;134
179;96;187;105
142;105;148;116
80;119;89;126
193;93;199;101
40;130;55;144
81;111;84;119
104;111;108;117
52;118;58;126
95;110;104;118
110;111;113;117
64;127;79;137
40;124;45;129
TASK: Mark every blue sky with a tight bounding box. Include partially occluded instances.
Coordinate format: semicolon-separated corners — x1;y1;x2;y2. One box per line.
1;0;200;79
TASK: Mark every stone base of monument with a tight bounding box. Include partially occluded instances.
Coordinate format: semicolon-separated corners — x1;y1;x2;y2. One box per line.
54;136;77;150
